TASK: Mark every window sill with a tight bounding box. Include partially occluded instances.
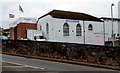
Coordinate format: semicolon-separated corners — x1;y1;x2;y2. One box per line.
76;36;82;38
63;36;71;38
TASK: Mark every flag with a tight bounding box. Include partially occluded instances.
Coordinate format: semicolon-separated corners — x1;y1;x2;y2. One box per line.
19;5;24;13
9;14;15;18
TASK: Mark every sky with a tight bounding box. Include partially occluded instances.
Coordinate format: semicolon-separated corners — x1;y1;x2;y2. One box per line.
0;0;120;29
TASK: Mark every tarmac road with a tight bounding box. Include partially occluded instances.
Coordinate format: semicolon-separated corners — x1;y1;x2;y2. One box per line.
2;54;114;71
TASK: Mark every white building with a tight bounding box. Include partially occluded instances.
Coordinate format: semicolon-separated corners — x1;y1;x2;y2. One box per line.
10;17;37;27
118;1;120;35
118;1;120;18
37;10;105;45
101;17;120;42
9;17;37;40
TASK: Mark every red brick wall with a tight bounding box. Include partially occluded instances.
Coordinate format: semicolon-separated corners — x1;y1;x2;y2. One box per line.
9;23;37;40
9;27;14;40
17;23;37;40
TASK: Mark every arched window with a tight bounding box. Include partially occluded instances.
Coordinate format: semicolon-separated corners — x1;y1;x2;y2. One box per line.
88;24;93;31
63;23;69;36
76;24;82;36
40;25;42;30
46;23;49;34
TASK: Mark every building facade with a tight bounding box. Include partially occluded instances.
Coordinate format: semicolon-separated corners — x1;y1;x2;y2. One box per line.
10;17;37;40
118;1;120;18
101;17;120;41
118;1;120;35
37;10;104;45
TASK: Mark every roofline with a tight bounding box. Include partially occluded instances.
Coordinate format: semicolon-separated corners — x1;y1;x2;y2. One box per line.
38;10;53;20
37;10;103;22
18;22;37;24
100;17;120;20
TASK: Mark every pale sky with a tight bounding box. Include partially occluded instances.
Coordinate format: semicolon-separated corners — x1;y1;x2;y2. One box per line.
0;0;119;29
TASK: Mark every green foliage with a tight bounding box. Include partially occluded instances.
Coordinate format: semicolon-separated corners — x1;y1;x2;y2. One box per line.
2;32;9;36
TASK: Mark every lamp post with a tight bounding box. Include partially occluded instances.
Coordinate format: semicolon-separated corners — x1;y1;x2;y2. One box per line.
111;3;114;46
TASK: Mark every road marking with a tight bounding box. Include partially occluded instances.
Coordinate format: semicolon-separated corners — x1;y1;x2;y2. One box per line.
30;57;119;72
2;60;45;70
3;54;119;72
40;68;45;70
3;66;25;67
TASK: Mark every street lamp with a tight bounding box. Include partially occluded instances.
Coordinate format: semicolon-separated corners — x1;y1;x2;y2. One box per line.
111;3;114;46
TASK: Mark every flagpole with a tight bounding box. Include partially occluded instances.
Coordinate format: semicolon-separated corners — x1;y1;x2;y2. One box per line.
9;14;15;39
19;5;24;18
18;4;20;20
19;5;20;19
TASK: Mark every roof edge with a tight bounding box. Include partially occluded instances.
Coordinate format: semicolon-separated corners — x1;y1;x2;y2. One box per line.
100;17;120;20
38;10;103;22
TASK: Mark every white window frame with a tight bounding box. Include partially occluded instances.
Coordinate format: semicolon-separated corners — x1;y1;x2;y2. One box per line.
46;23;49;34
76;24;82;36
88;24;93;31
63;23;69;36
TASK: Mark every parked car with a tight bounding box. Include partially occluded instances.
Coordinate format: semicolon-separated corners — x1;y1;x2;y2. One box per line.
20;38;30;40
0;36;9;40
34;36;46;41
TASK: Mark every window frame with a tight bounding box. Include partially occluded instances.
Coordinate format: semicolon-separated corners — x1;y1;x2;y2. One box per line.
76;24;82;36
63;23;69;36
88;24;93;31
40;25;42;30
46;23;49;34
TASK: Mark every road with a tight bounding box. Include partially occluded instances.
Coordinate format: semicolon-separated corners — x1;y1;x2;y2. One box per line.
2;54;111;71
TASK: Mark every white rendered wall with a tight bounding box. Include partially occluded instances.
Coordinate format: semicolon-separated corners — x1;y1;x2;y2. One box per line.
37;15;104;45
37;15;53;40
118;1;120;18
118;1;120;36
103;20;119;41
84;21;104;45
51;18;84;43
